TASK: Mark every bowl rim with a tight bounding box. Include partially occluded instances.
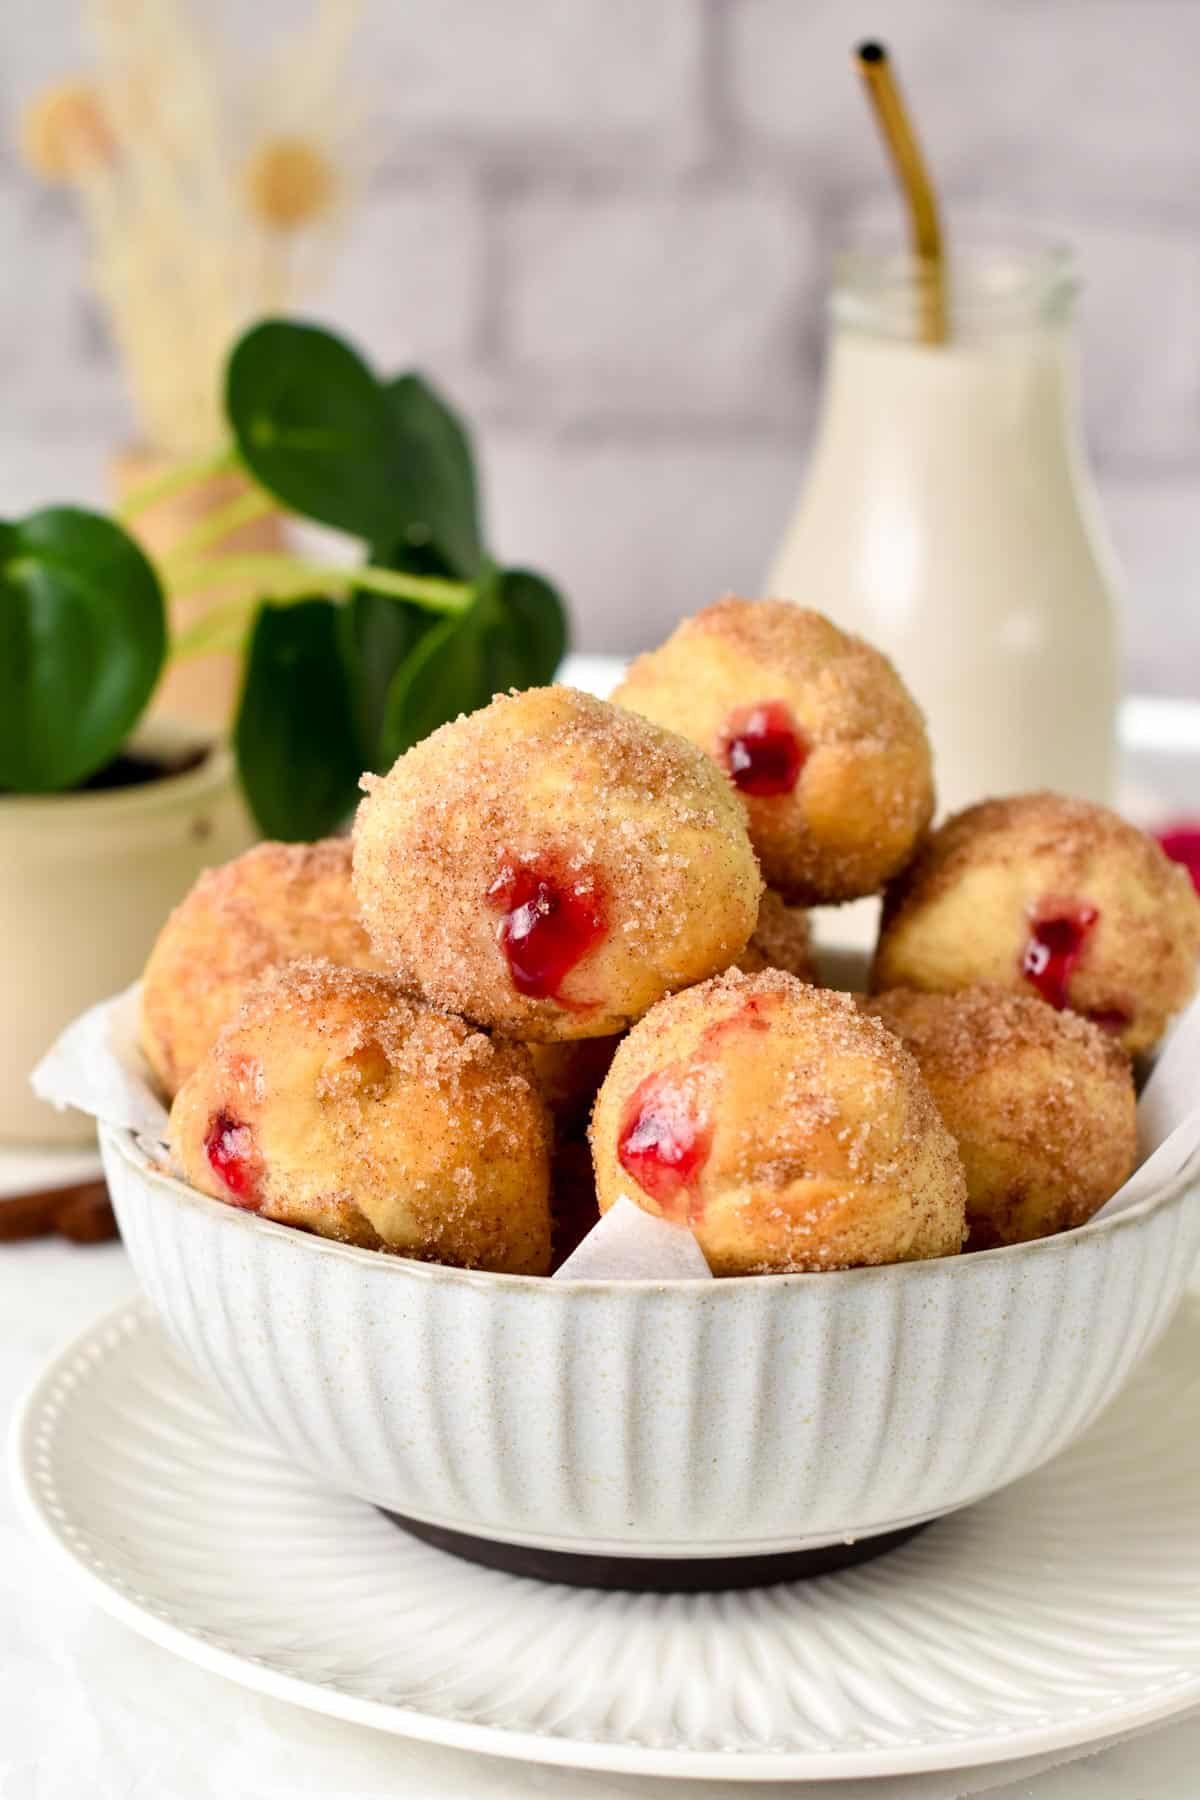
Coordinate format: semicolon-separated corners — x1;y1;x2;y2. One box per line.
103;1121;1200;1297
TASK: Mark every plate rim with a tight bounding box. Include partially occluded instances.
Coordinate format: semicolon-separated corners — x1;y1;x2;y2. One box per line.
10;1293;1200;1784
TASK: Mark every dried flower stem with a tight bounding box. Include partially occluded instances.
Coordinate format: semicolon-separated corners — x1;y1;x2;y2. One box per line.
117;443;239;522
28;0;365;455
160;486;277;568
170;596;262;661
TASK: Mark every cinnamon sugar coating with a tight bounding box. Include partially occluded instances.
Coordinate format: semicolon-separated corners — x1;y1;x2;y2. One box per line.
866;988;1137;1248
873;792;1200;1055
170;959;553;1273
612;597;935;904
736;888;816;982
352;686;762;1041
589;968;966;1274
141;838;385;1099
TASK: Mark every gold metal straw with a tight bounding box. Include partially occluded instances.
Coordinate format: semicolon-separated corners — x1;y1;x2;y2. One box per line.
855;41;946;345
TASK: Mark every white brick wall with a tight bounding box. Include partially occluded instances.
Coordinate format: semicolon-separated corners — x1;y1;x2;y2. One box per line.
358;0;706;164
1106;478;1200;693
318;179;485;369
487;432;799;652
1070;220;1200;470
503;184;817;423
1;0;1198;693
0;186;123;436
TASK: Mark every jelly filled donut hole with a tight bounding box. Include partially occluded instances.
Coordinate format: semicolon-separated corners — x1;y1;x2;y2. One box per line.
141;838;384;1099
874;791;1200;1056
612;597;935;904
590;969;966;1275
352;686;762;1042
866;988;1137;1248
170;959;553;1275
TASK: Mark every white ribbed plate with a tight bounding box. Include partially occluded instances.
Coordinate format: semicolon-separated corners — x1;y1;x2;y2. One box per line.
11;1296;1200;1782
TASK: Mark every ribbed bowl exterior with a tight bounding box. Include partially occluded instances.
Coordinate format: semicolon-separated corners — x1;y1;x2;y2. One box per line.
104;1125;1200;1556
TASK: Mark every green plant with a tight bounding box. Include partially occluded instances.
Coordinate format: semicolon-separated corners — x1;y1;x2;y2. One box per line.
0;319;567;835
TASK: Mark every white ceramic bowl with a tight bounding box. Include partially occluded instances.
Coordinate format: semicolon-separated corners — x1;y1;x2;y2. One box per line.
102;1121;1200;1562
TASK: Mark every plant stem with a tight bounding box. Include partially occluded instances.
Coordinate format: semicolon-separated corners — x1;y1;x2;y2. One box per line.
165;551;473;613
117;444;240;523
170;596;259;661
160;486;276;569
349;562;473;610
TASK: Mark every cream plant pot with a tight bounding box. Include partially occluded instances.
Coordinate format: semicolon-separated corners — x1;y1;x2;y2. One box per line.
3;721;255;1145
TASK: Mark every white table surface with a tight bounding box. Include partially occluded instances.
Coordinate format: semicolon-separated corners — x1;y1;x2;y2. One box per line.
7;676;1200;1797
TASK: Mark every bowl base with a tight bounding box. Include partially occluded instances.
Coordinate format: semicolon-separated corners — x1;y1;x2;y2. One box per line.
380;1512;932;1590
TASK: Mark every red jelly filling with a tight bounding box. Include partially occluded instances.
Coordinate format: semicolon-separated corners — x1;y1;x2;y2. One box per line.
698;992;777;1051
487;857;606;1004
1157;824;1200;895
721;701;807;797
617;1073;711;1221
203;1112;262;1210
1021;903;1099;1011
1085;1008;1130;1036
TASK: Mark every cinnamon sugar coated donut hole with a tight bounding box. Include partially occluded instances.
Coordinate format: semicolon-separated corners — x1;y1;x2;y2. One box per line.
873;792;1200;1056
612;598;935;904
141;838;384;1098
170;959;552;1274
735;888;816;982
589;969;966;1275
352;686;762;1041
866;989;1137;1249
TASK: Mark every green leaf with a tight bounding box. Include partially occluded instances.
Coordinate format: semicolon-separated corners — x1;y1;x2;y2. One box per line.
377;564;569;763
0;507;165;791
226;324;489;579
235;599;363;840
339;590;432;769
341;538;461;767
495;568;568;686
377;609;489;763
226;320;399;542
383;374;483;577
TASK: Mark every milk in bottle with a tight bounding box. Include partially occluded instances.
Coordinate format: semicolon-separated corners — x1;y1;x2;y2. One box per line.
767;247;1121;816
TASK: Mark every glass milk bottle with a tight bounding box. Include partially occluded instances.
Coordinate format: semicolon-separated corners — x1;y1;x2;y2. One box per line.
767;247;1121;816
